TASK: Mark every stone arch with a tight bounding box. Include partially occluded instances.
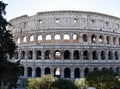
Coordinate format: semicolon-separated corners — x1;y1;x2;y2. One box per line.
35;67;41;77
91;34;96;43
119;38;120;45
45;34;51;43
54;50;61;59
115;51;119;60
64;34;70;43
45;50;51;59
45;67;51;75
99;35;104;44
30;35;34;43
64;50;70;59
106;36;110;44
102;67;107;70
37;34;42;43
54;34;61;43
92;50;98;60
83;50;89;60
113;37;116;45
64;68;71;78
27;67;32;77
73;50;79;59
36;50;41;59
28;50;33;59
17;37;20;44
54;67;61;78
116;67;120;76
84;67;89;76
73;33;79;43
21;51;25;59
109;67;114;72
93;67;98;71
101;51;105;60
82;34;87;42
74;68;80;78
108;51;113;60
22;36;27;43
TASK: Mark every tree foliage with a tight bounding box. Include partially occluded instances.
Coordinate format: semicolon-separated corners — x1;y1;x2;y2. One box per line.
85;69;120;89
26;74;78;89
74;78;88;89
0;1;21;88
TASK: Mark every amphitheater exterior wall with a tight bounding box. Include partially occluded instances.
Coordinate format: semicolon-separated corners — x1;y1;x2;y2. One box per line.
8;11;120;79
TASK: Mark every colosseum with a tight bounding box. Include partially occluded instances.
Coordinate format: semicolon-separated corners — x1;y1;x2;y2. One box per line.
8;10;120;80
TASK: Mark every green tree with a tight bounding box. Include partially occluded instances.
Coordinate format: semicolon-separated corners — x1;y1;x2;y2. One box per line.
0;1;21;88
74;78;88;89
52;78;78;89
26;74;78;89
85;69;120;89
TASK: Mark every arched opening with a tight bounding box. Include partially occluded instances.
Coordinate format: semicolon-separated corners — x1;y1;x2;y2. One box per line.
54;34;61;43
23;36;26;43
99;35;104;44
54;50;61;59
116;67;120;76
102;67;107;70
64;68;70;78
64;34;70;43
119;38;120;45
108;51;113;60
106;36;110;44
74;68;80;78
30;35;34;43
20;66;24;76
73;33;79;43
45;67;51;75
21;51;25;59
84;68;89;77
27;67;32;77
92;51;98;60
115;51;119;60
113;37;116;45
64;50;70;59
83;50;89;60
17;37;20;44
82;34;87;42
45;50;51;59
28;51;33;59
73;50;79;59
46;35;51;43
110;67;114;72
37;35;42;43
54;67;61;78
35;67;41;77
36;50;41;59
93;67;98;71
91;34;96;43
101;51;105;60
14;51;18;59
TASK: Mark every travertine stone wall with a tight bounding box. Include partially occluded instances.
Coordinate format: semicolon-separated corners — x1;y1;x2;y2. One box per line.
8;11;120;79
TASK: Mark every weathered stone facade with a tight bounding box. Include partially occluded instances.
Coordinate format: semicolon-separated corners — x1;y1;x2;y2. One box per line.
8;10;120;79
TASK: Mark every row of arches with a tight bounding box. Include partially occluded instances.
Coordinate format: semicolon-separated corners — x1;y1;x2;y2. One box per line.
15;49;120;60
16;33;120;45
20;66;120;78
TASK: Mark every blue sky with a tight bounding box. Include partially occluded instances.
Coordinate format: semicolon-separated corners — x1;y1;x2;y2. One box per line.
3;0;120;20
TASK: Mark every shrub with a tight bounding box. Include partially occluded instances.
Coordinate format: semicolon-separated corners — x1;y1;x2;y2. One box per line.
74;78;88;89
26;75;78;89
26;74;56;89
52;79;78;89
